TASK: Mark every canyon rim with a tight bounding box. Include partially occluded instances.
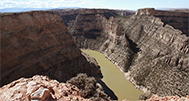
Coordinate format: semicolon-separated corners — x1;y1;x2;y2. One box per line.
0;7;189;100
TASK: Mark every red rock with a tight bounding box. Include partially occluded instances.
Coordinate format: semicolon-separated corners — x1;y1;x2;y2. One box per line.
0;11;99;87
145;95;189;101
0;75;91;101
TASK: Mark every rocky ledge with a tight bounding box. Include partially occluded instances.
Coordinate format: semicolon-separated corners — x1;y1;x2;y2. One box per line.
145;95;189;101
1;74;188;101
0;75;110;101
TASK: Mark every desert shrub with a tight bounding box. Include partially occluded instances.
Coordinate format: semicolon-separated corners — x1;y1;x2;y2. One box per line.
67;73;96;98
67;73;110;100
138;91;152;100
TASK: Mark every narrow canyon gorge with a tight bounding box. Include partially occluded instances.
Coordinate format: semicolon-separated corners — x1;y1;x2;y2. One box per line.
0;8;189;101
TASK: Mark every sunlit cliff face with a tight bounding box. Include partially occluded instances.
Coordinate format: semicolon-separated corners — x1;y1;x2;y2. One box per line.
64;8;189;97
0;11;99;87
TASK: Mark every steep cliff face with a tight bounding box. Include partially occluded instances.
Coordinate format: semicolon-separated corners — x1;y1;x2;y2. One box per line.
0;11;99;87
54;8;134;27
52;9;81;26
69;9;133;72
136;8;189;36
123;13;189;97
68;8;189;97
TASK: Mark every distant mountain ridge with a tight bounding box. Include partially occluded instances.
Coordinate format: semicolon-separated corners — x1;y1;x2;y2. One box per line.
0;7;80;13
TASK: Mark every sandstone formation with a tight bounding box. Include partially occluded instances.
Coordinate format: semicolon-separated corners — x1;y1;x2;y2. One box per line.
145;95;189;101
67;8;189;97
123;9;189;97
0;11;99;87
0;75;109;101
136;8;189;36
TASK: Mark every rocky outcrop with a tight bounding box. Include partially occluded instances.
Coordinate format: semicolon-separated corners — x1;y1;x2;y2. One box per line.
0;75;86;101
0;75;109;101
146;95;189;101
67;8;189;97
136;8;189;36
0;11;99;87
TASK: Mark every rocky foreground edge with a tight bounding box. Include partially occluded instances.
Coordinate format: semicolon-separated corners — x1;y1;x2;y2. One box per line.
0;75;188;101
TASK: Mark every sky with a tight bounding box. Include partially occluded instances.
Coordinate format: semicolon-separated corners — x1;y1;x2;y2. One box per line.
0;0;189;10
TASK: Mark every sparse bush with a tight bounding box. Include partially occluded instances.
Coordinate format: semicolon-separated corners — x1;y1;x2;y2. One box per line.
67;73;110;100
138;91;152;100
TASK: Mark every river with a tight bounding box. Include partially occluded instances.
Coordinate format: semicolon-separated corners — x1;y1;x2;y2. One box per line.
82;49;143;101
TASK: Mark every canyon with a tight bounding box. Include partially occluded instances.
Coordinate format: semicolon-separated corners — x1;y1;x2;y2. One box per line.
82;49;143;101
0;8;189;101
61;8;189;97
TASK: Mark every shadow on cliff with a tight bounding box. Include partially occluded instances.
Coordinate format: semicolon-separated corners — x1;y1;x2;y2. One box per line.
125;34;140;54
97;80;118;100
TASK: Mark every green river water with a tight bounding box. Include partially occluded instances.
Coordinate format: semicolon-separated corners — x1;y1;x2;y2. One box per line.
82;49;143;101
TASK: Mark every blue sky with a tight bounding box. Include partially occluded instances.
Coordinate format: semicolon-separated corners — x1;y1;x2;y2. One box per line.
0;0;189;10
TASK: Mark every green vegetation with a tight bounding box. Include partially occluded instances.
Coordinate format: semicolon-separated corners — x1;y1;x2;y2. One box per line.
67;73;110;100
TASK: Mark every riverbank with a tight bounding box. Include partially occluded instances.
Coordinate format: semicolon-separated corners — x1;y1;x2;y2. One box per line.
104;53;149;94
82;49;143;101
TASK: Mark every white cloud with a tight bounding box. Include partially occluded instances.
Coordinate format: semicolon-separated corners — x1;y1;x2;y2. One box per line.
0;0;105;9
169;1;172;3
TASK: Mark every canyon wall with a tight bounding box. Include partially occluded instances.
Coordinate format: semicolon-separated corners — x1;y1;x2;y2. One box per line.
0;11;99;87
69;9;133;72
1;8;188;99
123;12;189;97
53;8;135;26
68;8;189;97
136;8;189;36
52;9;81;26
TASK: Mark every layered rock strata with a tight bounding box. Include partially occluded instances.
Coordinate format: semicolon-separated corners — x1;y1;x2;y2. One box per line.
69;9;133;72
68;8;189;97
124;10;189;97
136;8;189;36
0;11;99;87
52;9;81;26
53;8;135;27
